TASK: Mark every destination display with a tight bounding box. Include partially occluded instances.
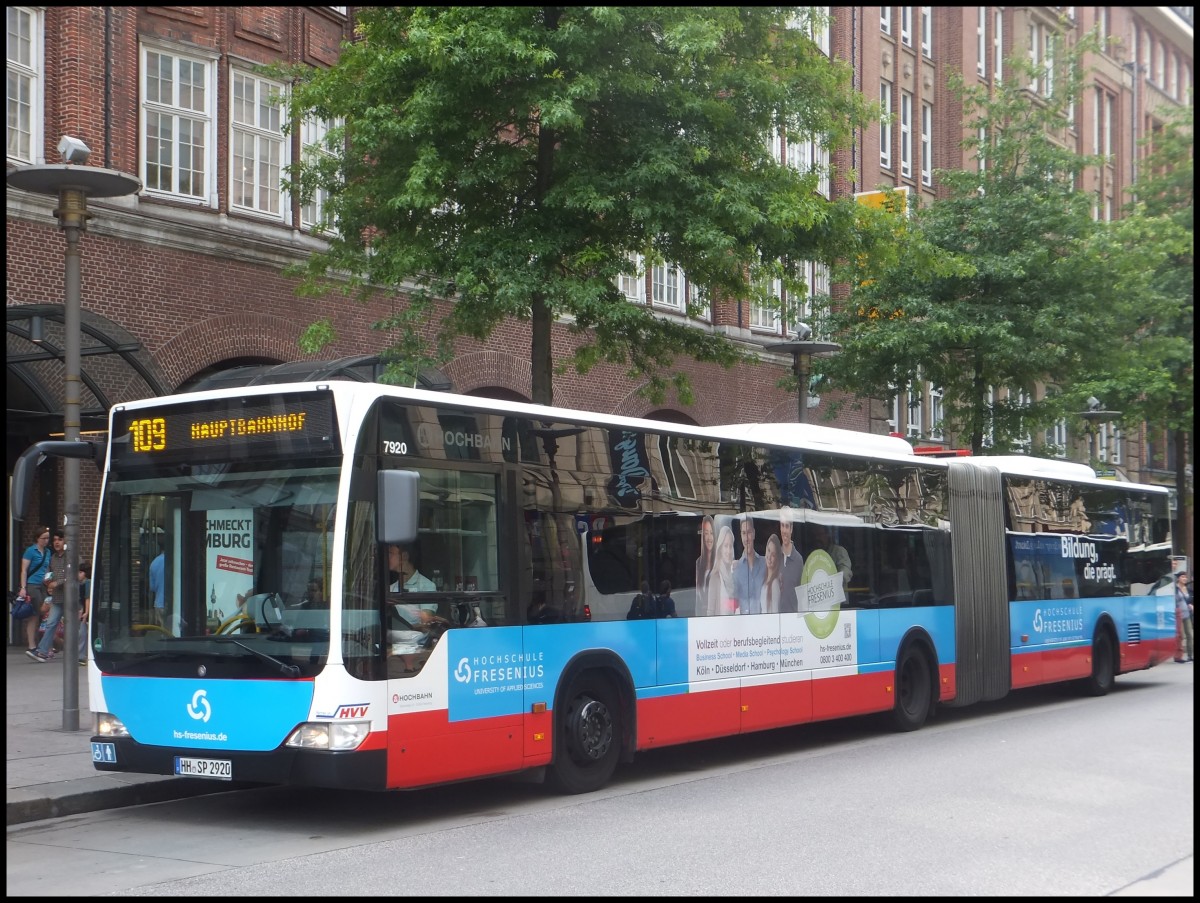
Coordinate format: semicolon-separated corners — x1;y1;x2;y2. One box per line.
110;390;340;467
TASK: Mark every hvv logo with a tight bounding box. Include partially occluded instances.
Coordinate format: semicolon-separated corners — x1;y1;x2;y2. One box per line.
187;689;212;722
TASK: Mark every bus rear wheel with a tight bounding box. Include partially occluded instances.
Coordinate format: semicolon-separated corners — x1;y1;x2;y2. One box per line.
547;673;620;795
891;645;933;732
1082;629;1116;697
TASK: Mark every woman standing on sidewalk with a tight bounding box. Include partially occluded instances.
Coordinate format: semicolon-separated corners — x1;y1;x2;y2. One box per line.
17;526;52;654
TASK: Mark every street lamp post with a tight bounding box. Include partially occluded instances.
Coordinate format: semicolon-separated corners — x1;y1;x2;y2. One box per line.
1078;395;1122;470
7;138;140;731
765;330;841;424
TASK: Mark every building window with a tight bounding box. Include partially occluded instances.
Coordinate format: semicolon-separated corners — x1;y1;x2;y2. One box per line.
880;80;892;170
808;6;830;56
1092;87;1113;157
1042;28;1056;98
993;10;1003;80
1045;418;1068;458
920;7;932;58
1029;22;1042;94
231;70;287;217
751;264;822;337
881;7;892;36
977;125;987;173
920;101;933;186
900;7;912;47
809;261;830;307
928;384;944;440
784;131;810;173
749;276;782;332
1092;87;1115;222
620;255;709;321
1097;423;1122;465
688;279;711;321
300;115;339;231
785;131;831;199
906;383;924;439
617;254;645;303
983;386;995;448
652;262;684;311
900;91;912;178
141;45;215;202
977;7;987;77
6;6;41;163
1013;389;1031;453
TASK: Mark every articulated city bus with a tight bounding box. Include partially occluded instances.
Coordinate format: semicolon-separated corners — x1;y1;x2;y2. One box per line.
29;381;1174;794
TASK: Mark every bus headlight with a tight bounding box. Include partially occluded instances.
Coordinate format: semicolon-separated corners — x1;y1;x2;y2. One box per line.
285;721;369;750
96;713;130;738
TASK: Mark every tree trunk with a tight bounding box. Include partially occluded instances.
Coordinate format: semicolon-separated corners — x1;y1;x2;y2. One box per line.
531;291;553;406
1174;429;1193;569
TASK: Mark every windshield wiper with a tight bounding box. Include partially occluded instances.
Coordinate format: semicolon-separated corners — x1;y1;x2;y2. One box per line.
106;636;302;677
222;637;301;677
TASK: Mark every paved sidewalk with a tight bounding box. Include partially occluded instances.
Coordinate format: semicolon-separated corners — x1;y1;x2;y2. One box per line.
6;646;235;826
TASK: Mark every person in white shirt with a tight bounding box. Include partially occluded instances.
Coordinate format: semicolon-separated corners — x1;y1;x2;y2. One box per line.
388;544;435;592
777;507;805;613
387;544;439;626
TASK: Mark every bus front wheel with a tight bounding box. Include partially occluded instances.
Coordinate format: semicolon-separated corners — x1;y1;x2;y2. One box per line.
547;673;621;795
891;644;933;732
1082;629;1116;697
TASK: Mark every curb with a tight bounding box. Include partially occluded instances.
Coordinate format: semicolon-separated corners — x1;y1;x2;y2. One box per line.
6;778;259;826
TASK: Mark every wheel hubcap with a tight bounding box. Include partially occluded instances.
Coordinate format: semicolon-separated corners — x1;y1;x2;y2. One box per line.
571;697;612;762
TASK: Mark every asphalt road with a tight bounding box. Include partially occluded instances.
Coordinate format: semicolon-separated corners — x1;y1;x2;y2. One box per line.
7;663;1193;897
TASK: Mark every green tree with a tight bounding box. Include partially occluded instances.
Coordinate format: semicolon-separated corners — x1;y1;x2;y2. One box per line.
282;7;870;405
1078;104;1192;556
820;31;1130;453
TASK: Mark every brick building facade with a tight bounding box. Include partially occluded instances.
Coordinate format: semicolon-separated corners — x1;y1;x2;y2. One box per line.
7;7;1194;579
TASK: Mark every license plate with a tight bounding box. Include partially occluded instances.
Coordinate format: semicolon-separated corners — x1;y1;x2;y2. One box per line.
174;756;232;780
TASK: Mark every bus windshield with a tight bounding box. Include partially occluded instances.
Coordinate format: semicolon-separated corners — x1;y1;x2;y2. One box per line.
92;463;338;678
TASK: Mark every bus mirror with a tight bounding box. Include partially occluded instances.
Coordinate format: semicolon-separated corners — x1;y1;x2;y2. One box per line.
10;439;105;522
378;470;421;544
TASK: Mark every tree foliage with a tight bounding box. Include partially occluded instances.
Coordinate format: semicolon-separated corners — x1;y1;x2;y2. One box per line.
1080;103;1192;438
819;30;1145;454
281;7;871;404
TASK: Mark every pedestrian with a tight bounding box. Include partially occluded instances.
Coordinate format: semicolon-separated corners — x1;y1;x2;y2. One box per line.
30;529;67;662
16;525;52;653
78;562;92;665
654;579;677;618
626;581;654;620
149;533;166;625
1175;572;1193;663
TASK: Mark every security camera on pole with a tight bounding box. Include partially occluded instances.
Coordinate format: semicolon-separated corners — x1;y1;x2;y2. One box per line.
7;137;141;731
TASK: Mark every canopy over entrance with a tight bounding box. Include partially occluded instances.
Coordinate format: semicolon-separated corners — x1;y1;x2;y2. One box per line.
182;355;454;393
6;303;169;472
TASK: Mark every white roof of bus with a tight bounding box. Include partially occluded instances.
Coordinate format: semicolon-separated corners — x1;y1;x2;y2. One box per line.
706;422;918;460
950;455;1169;495
120;382;1159;492
124;382;932;464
